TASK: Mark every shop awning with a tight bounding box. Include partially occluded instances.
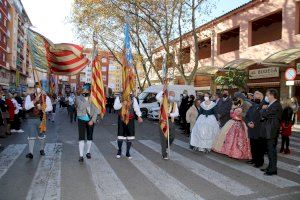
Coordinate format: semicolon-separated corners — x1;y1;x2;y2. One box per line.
262;47;300;66
223;59;258;70
196;66;219;75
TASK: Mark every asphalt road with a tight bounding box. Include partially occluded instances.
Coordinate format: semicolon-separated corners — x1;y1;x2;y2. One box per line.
0;107;300;200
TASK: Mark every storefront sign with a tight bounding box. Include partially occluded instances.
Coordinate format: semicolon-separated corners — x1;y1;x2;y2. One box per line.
297;63;300;75
249;67;279;79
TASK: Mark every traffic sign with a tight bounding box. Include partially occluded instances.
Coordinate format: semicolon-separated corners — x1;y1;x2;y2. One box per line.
285;68;297;81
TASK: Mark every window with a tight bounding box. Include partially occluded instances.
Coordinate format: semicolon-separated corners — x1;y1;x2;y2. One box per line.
198;39;211;60
179;47;190;64
251;11;282;46
155;57;163;70
218;27;240;55
143;93;157;103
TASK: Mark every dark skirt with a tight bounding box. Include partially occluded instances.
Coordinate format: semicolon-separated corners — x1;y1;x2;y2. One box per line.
117;115;135;140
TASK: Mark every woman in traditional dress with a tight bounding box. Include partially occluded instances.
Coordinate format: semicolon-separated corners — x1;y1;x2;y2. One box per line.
212;98;252;160
190;93;220;152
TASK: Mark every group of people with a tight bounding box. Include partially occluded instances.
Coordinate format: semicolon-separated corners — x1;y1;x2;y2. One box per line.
1;83;299;177
185;89;298;176
0;88;26;148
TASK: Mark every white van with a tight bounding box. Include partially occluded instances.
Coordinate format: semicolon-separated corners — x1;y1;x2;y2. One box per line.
138;85;196;119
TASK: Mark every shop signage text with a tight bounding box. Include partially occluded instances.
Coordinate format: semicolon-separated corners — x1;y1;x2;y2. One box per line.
249;67;279;79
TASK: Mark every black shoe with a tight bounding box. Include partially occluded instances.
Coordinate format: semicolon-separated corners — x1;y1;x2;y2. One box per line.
260;168;268;172
254;164;263;168
264;171;277;176
126;152;132;159
40;150;45;156
86;153;91;159
79;157;84;162
26;153;33;159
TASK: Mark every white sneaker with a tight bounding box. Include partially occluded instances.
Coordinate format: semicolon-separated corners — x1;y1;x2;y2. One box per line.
116;155;121;159
17;129;24;133
10;129;17;133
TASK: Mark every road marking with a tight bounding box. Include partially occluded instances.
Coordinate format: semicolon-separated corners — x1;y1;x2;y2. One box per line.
140;140;253;196
111;141;204;200
86;144;134;200
0;144;27;179
254;191;300;200
278;138;300;148
290;136;300;142
278;154;300;162
26;143;62;200
173;139;299;188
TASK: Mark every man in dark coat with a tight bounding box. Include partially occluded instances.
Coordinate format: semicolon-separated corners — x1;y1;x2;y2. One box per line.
217;90;232;127
179;90;189;133
245;91;263;167
260;89;282;176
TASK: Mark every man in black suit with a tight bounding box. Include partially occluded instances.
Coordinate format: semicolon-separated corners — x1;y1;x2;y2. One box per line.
217;90;232;127
245;91;263;167
260;89;282;176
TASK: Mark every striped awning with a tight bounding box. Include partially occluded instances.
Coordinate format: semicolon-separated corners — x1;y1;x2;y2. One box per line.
262;48;300;66
223;59;258;70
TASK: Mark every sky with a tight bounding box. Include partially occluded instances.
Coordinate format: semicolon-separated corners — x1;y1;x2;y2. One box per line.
21;0;251;45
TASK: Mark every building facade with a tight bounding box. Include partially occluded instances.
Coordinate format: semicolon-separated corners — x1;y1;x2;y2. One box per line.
152;0;300;99
0;0;31;93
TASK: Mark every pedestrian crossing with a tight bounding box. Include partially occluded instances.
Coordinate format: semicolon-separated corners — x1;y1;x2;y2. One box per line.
26;143;62;200
0;139;299;200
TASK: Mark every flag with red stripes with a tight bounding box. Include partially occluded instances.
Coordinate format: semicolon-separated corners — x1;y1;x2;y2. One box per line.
27;29;89;75
91;49;106;117
159;56;169;138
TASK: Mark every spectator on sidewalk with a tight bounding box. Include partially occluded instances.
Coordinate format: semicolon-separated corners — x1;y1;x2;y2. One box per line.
68;93;76;123
186;98;201;133
11;93;24;133
280;98;295;155
217;90;232;128
260;89;282;176
5;93;15;135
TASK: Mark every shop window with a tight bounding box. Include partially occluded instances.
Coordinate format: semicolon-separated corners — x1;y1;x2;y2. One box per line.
198;39;211;60
194;75;211;87
251;11;282;46
179;46;190;64
218;27;240;55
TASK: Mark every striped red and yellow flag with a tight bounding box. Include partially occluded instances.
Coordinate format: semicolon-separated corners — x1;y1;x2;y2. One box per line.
159;88;169;138
91;54;106;118
28;29;89;75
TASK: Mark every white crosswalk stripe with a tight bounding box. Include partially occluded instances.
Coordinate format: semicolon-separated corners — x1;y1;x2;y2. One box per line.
279;154;300;162
26;143;62;200
278;138;300;148
0;144;27;179
86;143;134;200
111;141;205;200
290;136;300;142
139;140;254;196
173;139;300;188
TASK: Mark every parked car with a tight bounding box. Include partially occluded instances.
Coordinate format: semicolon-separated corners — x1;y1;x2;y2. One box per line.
138;85;196;118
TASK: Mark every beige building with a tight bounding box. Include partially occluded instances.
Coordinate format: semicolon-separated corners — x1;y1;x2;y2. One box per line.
152;0;300;98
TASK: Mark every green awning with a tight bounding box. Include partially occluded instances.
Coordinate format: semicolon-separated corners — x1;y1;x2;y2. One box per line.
262;47;300;66
223;59;258;70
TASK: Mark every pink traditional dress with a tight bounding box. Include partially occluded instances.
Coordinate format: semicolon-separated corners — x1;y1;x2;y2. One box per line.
212;107;252;160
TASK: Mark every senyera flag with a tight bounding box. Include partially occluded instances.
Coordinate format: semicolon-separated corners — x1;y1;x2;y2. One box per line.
121;23;135;124
159;56;169;138
91;48;106;118
27;28;89;75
